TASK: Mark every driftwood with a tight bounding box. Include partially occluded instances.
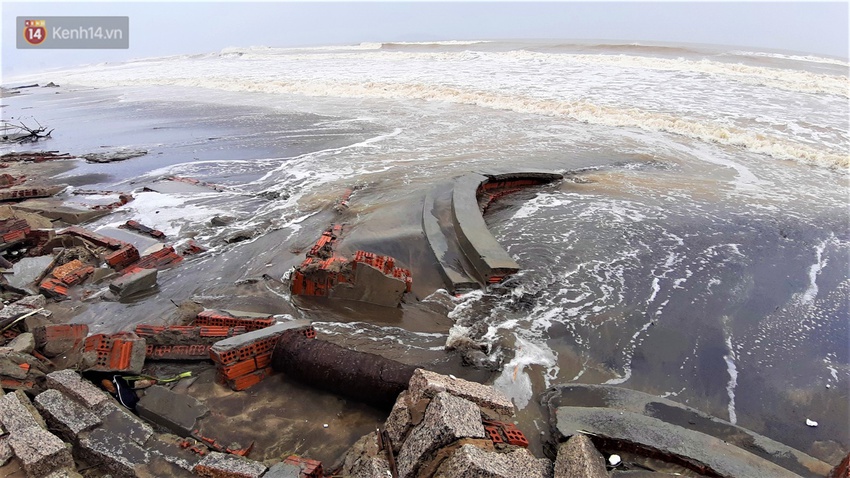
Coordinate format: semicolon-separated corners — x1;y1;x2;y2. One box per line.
1;119;53;144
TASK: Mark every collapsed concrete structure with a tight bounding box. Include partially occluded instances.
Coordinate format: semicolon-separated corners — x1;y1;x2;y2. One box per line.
289;225;413;307
424;171;563;293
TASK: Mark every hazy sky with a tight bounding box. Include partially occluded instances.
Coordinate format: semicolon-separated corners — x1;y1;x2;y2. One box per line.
2;2;848;79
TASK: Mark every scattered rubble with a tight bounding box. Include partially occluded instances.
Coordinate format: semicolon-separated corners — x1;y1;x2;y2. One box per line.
80;149;148;163
0;151;73;163
290;224;413;307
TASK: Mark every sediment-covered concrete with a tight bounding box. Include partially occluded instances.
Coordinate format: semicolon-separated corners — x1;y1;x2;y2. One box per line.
422;188;480;294
541;384;831;478
447;171;562;287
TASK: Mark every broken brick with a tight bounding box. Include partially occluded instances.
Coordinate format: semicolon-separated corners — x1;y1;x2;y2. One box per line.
34;324;88;358
83;333;146;373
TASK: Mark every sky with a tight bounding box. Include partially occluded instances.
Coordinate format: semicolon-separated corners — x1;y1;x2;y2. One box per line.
1;1;848;79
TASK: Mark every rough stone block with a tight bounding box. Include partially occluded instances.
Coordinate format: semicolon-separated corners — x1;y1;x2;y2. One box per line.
385;390;413;453
193;451;267;478
397;391;487;478
34;389;101;442
341;432;391;478
44;469;84;478
553;434;607;478
7;333;34;354
8;426;74;478
109;267;157;297
0;436;12;467
407;368;515;417
45;369;109;411
78;427;150;478
137;385;208;437
434;443;552;478
33;324;88;357
0;390;46;432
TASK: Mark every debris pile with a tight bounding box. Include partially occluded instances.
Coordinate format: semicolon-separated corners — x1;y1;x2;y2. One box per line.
339;368;548;478
290;224;413;307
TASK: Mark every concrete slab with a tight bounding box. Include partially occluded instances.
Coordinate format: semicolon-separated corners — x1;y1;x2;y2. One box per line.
193;452;267;478
541;384;831;478
78;427;150;478
422;187;480;294
553;406;803;478
137;385;208;437
109;268;158;298
6;255;53;294
13;199;107;225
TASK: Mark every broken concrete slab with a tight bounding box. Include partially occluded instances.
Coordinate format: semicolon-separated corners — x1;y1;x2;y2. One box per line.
407;368;515;417
434;443;552;478
6;255;53;294
264;461;302;477
80;149;147;163
7;333;34;355
553;434;607;478
78;427;150;478
145;433;204;472
108;267;157;298
397;392;487;478
98;401;154;446
45;370;110;411
541;384;832;477
193;451;267;478
553;406;803;478
34;389;101;443
136;385;208;437
8;426;74;478
0;390;47;432
13;199;108;225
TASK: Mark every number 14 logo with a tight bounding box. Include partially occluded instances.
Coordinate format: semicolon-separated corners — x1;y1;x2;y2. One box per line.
24;20;46;46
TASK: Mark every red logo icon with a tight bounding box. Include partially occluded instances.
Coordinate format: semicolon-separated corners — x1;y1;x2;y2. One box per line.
23;20;46;46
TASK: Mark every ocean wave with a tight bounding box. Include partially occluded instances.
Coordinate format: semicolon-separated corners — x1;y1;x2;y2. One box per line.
727;50;850;67
503;51;849;97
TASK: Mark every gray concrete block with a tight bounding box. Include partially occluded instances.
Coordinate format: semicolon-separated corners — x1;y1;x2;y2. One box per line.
193;451;267;478
146;433;203;472
109;267;157;297
136;385;208;437
407;368;515;417
78;427;150;478
34;389;101;442
8;426;74;478
264;461;302;478
7;333;34;355
434;444;553;478
553;434;607;478
45;370;109;411
98;401;154;446
210;321;311;353
397;391;487;478
0;390;46;432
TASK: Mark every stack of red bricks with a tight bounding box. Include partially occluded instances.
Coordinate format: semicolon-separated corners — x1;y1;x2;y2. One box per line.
283;455;323;478
135;324;247;361
121;220;165;239
208;320;315;391
0;218;31;245
482;419;529;448
39;259;96;298
129;246;183;271
353;250;413;293
82;332;146;374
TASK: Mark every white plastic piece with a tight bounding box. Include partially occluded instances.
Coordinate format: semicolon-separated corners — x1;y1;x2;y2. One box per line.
323;423;329;428
806;419;818;427
608;454;622;466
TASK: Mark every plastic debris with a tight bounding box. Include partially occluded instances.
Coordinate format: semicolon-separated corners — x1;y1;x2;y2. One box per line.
806;419;818;427
608;454;622;466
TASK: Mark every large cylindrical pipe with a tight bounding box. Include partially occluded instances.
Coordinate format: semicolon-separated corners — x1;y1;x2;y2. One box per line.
272;333;416;409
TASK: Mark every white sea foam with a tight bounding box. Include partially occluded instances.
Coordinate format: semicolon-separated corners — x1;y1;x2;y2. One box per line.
493;336;558;409
727;50;850;68
723;318;739;425
800;237;830;305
